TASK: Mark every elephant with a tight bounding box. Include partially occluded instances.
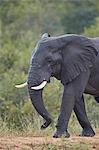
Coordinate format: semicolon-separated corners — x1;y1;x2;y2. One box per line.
16;33;99;138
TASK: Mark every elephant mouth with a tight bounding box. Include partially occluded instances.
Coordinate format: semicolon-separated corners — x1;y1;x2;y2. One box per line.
28;75;51;90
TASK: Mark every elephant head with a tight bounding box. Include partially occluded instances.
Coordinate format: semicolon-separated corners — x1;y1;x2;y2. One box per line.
27;33;63;128
16;33;98;129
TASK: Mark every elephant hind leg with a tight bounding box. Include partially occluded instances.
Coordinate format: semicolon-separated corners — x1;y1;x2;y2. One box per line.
94;96;99;103
74;95;95;137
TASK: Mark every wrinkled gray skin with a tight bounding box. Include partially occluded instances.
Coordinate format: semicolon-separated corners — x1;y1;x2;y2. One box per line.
28;33;99;138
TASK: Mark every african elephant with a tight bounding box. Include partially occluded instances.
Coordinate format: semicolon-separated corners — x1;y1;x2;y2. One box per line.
16;33;99;138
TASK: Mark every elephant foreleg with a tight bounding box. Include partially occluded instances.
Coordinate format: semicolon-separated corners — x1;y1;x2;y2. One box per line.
53;70;90;138
74;95;95;137
53;85;75;138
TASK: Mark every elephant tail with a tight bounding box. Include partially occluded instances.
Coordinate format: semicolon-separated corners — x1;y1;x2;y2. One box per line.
94;96;99;103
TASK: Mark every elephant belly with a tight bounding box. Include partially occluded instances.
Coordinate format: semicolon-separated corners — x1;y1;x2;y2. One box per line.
85;53;99;96
85;73;99;96
85;83;99;96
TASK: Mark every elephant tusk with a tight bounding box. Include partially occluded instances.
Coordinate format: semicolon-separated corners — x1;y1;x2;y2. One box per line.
15;82;27;88
31;81;47;90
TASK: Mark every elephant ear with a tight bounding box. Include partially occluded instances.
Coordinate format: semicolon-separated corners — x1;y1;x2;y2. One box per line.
61;36;98;85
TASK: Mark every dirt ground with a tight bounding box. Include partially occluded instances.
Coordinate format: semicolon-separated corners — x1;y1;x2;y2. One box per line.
0;134;99;150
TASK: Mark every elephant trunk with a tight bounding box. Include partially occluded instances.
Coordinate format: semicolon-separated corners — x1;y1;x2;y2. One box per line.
28;88;52;129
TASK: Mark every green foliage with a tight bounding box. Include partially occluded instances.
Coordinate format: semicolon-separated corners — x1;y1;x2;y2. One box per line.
0;0;99;133
43;79;62;118
84;18;99;37
0;41;18;73
61;0;99;34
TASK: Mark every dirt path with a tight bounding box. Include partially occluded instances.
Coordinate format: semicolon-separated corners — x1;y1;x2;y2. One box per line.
0;134;99;150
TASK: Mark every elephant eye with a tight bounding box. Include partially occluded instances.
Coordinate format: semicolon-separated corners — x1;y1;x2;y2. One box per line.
47;57;52;63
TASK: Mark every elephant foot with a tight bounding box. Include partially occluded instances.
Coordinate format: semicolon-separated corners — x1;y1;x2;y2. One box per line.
41;119;52;129
53;130;70;138
80;128;95;137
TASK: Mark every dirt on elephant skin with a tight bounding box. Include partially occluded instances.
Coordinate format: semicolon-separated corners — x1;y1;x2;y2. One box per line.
0;134;99;150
